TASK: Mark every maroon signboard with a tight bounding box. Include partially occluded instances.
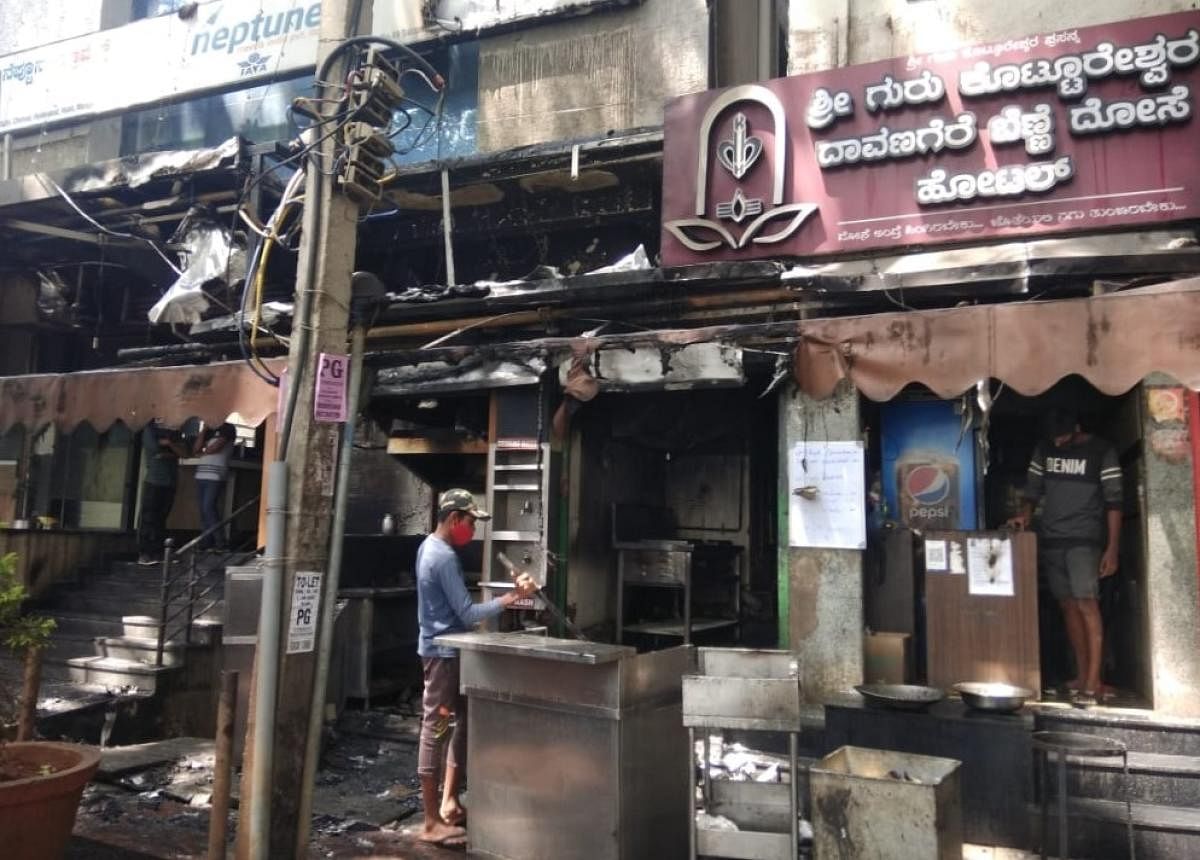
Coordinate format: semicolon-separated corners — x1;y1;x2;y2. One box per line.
661;11;1200;265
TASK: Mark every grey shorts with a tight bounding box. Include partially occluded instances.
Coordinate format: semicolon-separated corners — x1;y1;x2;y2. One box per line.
1042;545;1101;601
418;656;466;777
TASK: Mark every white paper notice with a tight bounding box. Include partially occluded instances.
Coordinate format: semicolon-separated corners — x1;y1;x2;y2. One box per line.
286;571;323;654
967;537;1015;596
788;441;866;550
948;541;966;575
925;540;948;571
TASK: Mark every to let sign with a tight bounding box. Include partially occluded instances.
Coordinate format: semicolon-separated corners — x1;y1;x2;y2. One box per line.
314;353;348;423
661;11;1200;264
287;571;323;654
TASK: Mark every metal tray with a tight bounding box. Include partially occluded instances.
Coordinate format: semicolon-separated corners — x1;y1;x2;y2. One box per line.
855;684;945;711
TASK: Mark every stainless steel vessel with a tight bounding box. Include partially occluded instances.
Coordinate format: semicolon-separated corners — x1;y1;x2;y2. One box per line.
953;682;1034;713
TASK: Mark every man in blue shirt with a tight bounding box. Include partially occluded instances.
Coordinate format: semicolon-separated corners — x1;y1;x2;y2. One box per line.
416;488;534;846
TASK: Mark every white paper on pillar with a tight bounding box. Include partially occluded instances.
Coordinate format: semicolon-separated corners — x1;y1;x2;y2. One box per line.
788;441;866;549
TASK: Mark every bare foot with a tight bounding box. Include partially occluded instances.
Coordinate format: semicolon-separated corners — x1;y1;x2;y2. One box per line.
441;799;466;826
418;819;467;845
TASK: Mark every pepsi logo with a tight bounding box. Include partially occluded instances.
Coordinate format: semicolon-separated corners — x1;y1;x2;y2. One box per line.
904;464;951;505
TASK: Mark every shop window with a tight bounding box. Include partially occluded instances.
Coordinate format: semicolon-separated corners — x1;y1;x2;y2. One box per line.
119;39;478;162
0;428;22;525
120;74;313;156
710;0;786;87
132;0;188;20
389;41;480;166
36;423;132;529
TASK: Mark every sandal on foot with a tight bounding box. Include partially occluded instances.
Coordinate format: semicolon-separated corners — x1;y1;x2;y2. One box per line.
1071;690;1098;708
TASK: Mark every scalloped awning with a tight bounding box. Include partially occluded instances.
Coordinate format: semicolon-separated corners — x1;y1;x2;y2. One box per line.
0;358;285;433
794;279;1200;401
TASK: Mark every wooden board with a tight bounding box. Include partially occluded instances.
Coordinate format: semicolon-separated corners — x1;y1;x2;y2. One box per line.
924;530;1040;695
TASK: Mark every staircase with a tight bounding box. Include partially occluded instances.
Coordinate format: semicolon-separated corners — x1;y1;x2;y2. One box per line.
2;547;253;744
1034;707;1200;859
50;555;229;691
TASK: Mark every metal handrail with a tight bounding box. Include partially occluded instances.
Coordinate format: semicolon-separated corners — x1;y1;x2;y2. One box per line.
161;580;223;629
174;496;263;557
156;496;260;666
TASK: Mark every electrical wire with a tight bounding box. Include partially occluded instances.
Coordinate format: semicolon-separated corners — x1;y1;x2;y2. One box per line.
43;177;184;275
277;34;447;462
233;166;305;384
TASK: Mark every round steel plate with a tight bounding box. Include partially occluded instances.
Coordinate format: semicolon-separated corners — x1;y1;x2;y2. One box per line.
855;684;945;711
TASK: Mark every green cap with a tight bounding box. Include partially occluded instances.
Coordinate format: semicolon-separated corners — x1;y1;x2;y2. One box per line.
438;488;491;520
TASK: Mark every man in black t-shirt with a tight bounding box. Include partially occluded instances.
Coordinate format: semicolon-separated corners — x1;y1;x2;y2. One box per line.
1009;409;1123;704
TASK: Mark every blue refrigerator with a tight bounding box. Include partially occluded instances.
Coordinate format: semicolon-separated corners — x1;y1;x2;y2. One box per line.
881;399;980;531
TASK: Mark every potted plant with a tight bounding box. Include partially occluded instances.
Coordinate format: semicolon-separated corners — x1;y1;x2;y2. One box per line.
0;551;101;859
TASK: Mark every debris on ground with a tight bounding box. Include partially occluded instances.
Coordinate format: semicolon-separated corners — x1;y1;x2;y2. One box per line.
70;699;455;858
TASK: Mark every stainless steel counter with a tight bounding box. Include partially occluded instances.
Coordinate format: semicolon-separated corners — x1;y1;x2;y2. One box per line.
437;631;632;665
434;631;691;860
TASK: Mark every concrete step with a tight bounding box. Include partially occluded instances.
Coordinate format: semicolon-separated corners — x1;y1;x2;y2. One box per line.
95;635;187;668
57;592;164;617
120;614;224;645
1035;708;1200;757
66;655;175;693
43;631;102;664
1032;796;1200;859
1064;751;1200;807
45;611;127;639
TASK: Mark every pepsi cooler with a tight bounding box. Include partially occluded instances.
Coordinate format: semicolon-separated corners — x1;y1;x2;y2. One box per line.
881;400;980;531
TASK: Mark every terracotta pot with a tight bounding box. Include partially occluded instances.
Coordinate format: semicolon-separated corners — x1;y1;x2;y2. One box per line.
0;741;101;859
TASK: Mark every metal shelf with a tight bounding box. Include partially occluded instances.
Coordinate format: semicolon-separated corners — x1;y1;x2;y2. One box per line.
490;530;541;542
492;484;542;492
685;649;805;860
622;618;738;638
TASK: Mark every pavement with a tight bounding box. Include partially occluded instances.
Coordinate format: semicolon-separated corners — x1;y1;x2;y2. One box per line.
69;700;461;859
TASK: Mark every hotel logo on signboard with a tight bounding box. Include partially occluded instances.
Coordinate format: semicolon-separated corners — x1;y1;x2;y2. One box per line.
664;85;818;253
660;11;1200;265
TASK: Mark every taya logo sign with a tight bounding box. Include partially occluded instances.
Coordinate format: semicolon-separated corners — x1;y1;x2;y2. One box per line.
238;52;272;77
661;11;1200;264
664;86;817;252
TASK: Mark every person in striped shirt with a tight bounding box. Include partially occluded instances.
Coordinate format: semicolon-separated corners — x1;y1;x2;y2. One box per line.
1008;409;1123;705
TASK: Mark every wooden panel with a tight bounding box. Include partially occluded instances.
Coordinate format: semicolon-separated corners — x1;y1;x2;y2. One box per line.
865;527;917;634
924;530;1040;695
0;463;16;524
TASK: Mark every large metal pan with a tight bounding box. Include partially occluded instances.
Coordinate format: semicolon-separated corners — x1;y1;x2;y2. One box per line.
855;684;945;711
954;682;1034;713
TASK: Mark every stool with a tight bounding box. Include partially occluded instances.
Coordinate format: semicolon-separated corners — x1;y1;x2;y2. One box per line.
1032;730;1134;860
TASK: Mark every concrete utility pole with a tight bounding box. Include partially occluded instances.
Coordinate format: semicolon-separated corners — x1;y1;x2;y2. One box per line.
235;1;365;857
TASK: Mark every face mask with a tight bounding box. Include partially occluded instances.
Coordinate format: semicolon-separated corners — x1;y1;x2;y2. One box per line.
449;518;475;547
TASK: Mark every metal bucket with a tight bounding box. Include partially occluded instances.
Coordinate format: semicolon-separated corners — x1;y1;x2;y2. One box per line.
811;746;964;860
